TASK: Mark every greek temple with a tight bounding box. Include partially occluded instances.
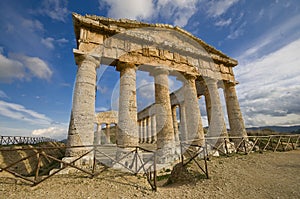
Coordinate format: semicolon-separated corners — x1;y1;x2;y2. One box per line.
66;13;247;163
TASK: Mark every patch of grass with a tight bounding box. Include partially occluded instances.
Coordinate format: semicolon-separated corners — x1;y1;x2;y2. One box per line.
157;174;170;181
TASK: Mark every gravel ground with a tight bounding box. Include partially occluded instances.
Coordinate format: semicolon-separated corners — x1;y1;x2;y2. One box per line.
0;149;299;199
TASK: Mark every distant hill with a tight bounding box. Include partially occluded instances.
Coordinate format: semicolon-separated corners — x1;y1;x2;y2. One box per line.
246;125;300;134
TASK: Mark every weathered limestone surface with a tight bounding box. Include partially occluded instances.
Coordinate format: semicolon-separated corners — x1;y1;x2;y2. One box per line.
142;119;146;143
66;54;100;156
152;68;176;162
95;111;118;124
116;62;138;147
105;123;111;144
68;13;248;163
150;115;157;143
171;105;179;142
146;117;151;143
204;89;212;125
179;103;188;142
182;75;205;146
95;124;102;145
73;13;237;82
224;82;248;146
138;120;142;143
205;78;228;143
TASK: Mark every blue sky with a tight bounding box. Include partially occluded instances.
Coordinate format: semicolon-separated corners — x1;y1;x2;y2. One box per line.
0;0;299;140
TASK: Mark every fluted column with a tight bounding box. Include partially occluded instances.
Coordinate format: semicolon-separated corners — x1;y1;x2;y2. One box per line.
146;117;152;143
105;123;111;144
172;105;180;142
183;74;205;146
95;123;102;145
224;82;247;143
116;62;138;147
151;115;157;143
138;120;142;143
66;54;100;156
179;103;188;142
142;119;146;143
204;89;212;125
151;68;175;152
205;78;228;146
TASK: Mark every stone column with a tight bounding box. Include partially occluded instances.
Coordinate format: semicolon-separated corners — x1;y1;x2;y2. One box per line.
146;117;152;143
224;82;248;146
66;54;100;157
205;78;228;147
151;67;175;162
138;120;142;143
151;115;157;143
105;123;111;144
172;105;180;142
204;89;212;125
142;119;147;143
179;103;188;142
182;74;205;146
114;124;119;145
95;123;102;145
116;62;138;147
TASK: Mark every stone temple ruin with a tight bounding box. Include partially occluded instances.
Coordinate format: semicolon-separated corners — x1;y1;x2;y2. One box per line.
66;13;248;165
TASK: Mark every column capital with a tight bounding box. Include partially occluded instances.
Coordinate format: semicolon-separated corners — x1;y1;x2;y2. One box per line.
116;62;136;72
204;77;218;86
176;73;197;83
149;67;169;77
223;80;237;87
74;54;100;67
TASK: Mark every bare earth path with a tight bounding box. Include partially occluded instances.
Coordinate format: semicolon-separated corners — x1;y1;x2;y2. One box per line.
0;150;299;199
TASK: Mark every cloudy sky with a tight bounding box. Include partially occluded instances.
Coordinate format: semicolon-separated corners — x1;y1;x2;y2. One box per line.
0;0;299;140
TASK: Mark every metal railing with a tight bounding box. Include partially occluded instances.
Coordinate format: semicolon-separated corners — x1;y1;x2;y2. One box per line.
0;136;56;145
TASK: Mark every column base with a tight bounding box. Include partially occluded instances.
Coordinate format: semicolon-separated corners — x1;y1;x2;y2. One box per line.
157;142;180;164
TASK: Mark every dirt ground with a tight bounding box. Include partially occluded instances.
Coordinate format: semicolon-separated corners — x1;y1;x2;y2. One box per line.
0;150;299;199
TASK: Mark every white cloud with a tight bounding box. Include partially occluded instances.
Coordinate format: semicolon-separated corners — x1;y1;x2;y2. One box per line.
57;38;68;44
38;0;69;22
227;21;246;39
97;85;108;94
215;18;232;27
156;0;199;27
206;0;239;17
237;14;300;63
101;0;154;20
236;38;300;127
0;90;8;99
0;52;52;82
96;107;109;112
0;53;25;83
0;100;52;125
11;54;52;80
21;18;44;32
41;37;69;49
99;0;200;27
32;126;67;141
41;37;55;49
